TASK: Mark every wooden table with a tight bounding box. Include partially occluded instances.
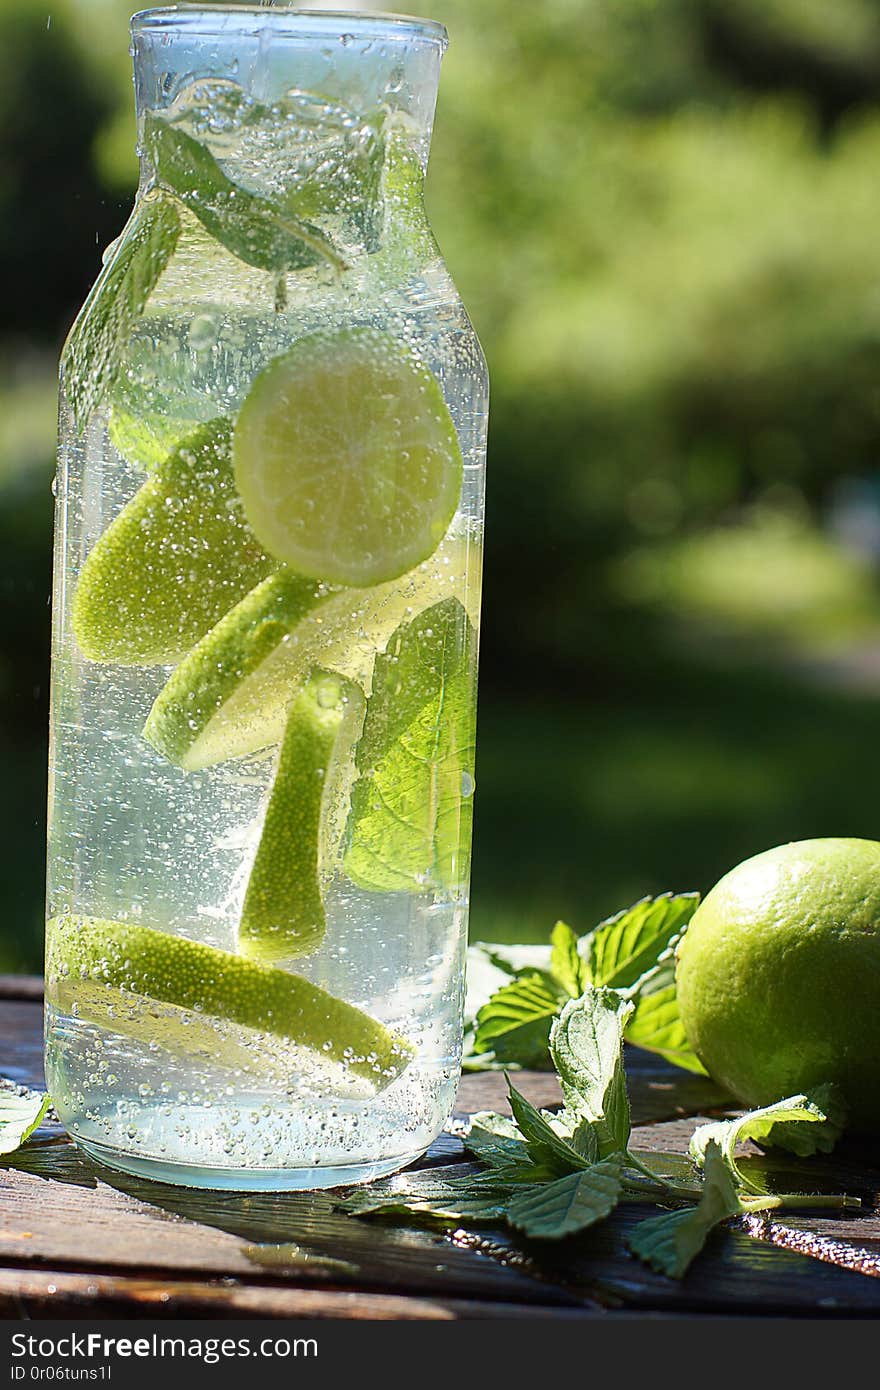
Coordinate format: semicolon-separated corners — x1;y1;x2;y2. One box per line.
1;977;879;1320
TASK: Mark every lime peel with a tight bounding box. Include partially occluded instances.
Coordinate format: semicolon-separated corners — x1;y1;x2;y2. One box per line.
239;670;365;963
47;915;412;1088
72;419;273;665
676;837;880;1134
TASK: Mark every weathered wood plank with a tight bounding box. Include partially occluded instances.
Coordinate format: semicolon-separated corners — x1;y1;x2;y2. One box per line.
0;1150;586;1309
0;977;43;1004
0;1266;606;1321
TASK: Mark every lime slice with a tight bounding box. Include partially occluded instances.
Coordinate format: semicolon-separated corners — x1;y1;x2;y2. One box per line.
143;536;471;771
46;915;411;1088
239;670;364;963
72;420;274;665
233;328;463;586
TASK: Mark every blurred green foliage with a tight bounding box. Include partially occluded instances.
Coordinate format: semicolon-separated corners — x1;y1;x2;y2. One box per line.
3;0;880;967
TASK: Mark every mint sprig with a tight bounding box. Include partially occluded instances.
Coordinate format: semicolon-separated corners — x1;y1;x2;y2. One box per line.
144;115;346;275
62;192;181;432
344;986;858;1279
467;892;704;1073
551;989;633;1157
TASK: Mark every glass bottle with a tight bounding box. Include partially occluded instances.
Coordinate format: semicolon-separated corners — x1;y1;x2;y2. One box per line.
46;6;488;1190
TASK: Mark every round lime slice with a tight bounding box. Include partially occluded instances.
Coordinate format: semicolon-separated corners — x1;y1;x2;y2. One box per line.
143;536;472;771
233;328;463;586
46;915;411;1089
72;419;274;665
239;669;364;964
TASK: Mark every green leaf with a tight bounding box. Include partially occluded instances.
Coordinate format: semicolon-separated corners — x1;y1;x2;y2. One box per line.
461;1114;556;1182
507;1079;599;1174
758;1082;847;1157
589;892;700;991
144;115;345;274
344;600;476;895
340;1164;516;1226
627;1141;744;1278
689;1086;845;1193
472;971;565;1067
506;1157;624;1239
464;1110;523;1145
0;1084;50;1155
550;988;633;1157
625;971;708;1075
62;192;181;432
550;920;589;998
165;82;386;251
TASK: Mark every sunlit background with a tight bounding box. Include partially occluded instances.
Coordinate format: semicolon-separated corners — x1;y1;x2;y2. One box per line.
4;0;880;970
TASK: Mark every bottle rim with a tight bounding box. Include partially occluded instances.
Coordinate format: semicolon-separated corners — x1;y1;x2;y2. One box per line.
131;7;448;50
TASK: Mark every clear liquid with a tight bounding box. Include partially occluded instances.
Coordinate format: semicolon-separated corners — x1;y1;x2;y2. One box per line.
46;84;487;1188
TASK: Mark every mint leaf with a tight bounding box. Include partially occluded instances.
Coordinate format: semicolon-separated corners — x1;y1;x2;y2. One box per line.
507;1079;599;1174
144;115;345;274
340;1164;518;1226
550;920;589;998
461;1114;555;1182
464;942;556;1068
463;1111;523;1146
590;892;699;991
0;1084;50;1155
344;600;476;895
758;1082;847;1157
627;1141;744;1278
550;988;633;1157
506;1157;624;1239
472;971;565;1067
344;1192;511;1226
62;192;181;432
165;82;386;252
624;968;708;1075
690;1086;845;1194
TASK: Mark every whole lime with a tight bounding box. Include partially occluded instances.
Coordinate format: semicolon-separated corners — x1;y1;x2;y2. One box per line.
676;838;880;1133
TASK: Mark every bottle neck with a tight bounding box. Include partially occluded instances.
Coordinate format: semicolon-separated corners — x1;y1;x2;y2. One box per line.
132;8;444;178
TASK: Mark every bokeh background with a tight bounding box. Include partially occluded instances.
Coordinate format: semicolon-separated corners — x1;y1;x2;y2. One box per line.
4;0;880;970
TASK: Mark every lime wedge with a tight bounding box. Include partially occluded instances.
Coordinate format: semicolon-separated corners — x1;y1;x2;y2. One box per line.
233;329;463;586
143;536;471;771
239;670;364;963
46;915;411;1088
72;420;274;665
